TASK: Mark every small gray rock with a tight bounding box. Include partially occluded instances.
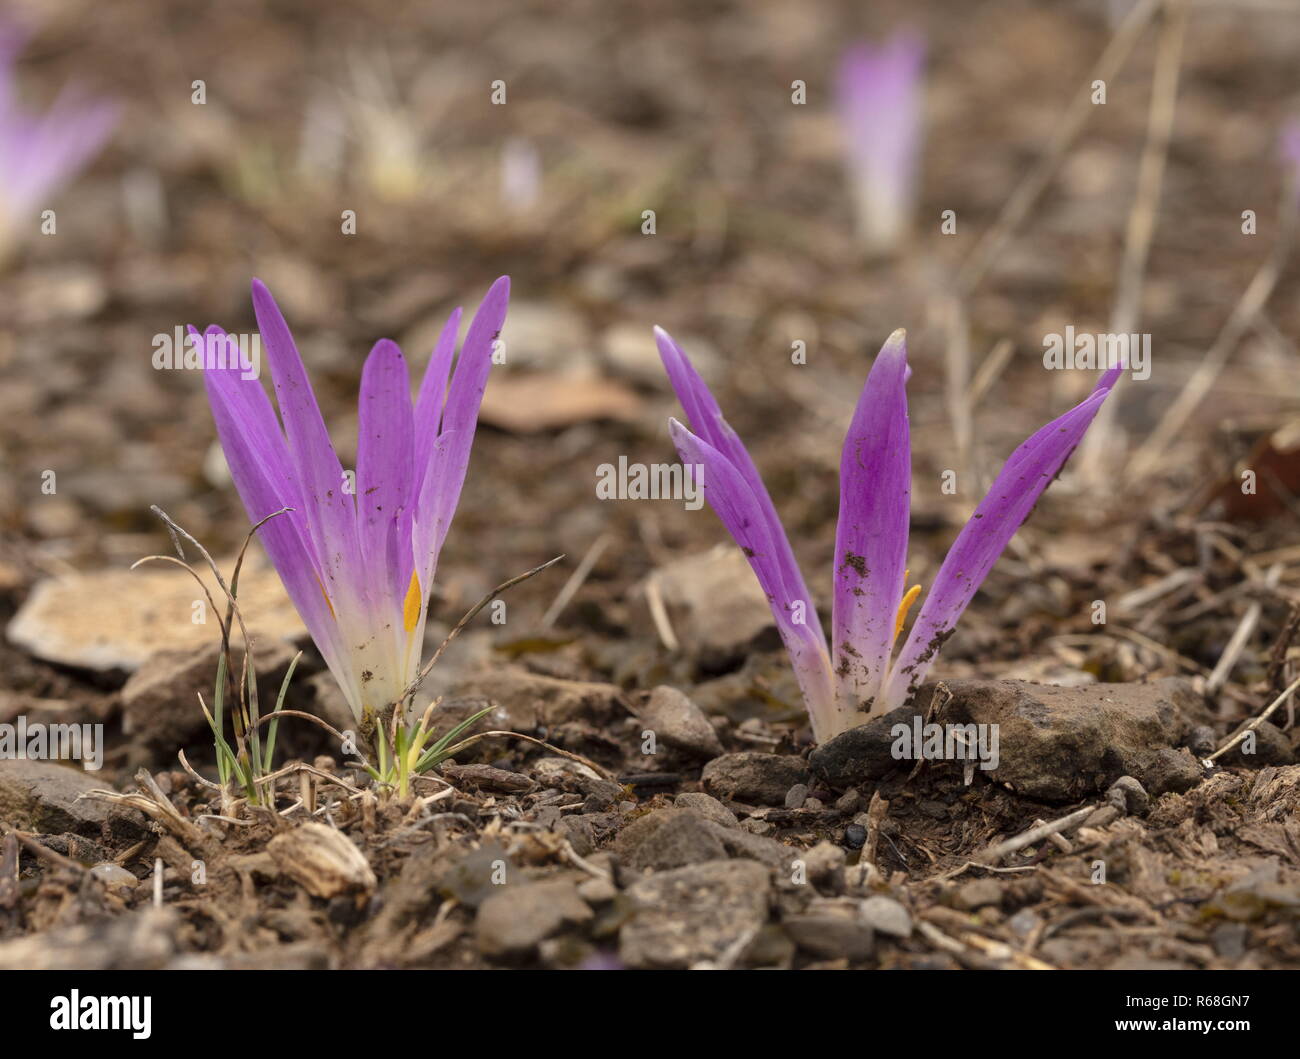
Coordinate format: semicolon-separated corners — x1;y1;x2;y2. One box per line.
784;914;874;961
1106;775;1150;815
614;809;727;872
808;705;922;788
1222;721;1294;767
0;759;109;835
636;685;724;758
935;677;1208;802
476;880;593;961
953;878;1002;911
784;783;808;809
859;896;911;937
702;751;810;806
673;792;738;828
620;860;771;969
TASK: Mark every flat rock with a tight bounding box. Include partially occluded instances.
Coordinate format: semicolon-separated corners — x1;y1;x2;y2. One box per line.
934;677;1208;801
808;696;937;788
620;860;771;969
859;896;912;937
702;751;810;806
784;912;874;961
7;559;303;673
0;759;110;835
614;808;727;872
634;685;723;758
641;547;779;667
444;665;624;732
121;638;300;754
476;879;593;961
673;792;738;828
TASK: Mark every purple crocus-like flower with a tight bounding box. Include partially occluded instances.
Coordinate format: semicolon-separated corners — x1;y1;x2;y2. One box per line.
199;277;509;725
835;32;925;254
0;26;117;244
658;326;1121;742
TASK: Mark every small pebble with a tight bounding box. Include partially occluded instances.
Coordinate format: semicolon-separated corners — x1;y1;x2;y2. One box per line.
784;783;808;809
90;863;139;889
844;823;867;850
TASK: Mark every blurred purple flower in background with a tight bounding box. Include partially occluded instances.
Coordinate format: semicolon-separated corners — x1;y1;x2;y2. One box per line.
658;326;1121;742
0;24;117;248
199;277;510;725
1279;118;1300;189
835;32;925;255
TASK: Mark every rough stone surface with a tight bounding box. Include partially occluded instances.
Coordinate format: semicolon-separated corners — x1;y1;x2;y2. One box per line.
702;751;810;806
1106;775;1151;815
6;562;303;672
122;639;299;753
935;677;1208;801
614;808;728;872
0;759;109;835
641;548;779;667
784;913;874;961
673;792;738;828
476;879;593;961
1222;721;1294;767
808;703;925;788
953;878;1003;911
444;666;624;731
619;860;771;968
634;685;723;758
859;896;912;937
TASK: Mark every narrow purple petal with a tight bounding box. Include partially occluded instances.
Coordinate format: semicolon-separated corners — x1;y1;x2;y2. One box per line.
426;276;509;554
832;329;910;714
201;332;358;710
251;279;361;608
356;338;415;613
656;326;825;649
413;306;463;473
670;419;839;739
884;384;1116;710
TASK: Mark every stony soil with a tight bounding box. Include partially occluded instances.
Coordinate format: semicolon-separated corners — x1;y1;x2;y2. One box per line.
3;0;1300;970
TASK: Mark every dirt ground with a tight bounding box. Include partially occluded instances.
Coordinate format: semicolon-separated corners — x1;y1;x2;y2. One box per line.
3;0;1300;970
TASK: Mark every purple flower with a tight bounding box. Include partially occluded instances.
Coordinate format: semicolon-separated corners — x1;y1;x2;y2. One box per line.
0;25;117;243
199;277;509;725
835;33;925;254
658;327;1121;742
1280;118;1300;187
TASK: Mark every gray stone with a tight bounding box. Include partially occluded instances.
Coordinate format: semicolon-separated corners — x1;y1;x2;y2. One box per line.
808;703;925;788
6;564;303;673
0;759;109;835
784;913;874;961
1222;721;1294;767
934;677;1208;801
702;751;809;806
642;549;780;667
859;895;912;937
635;685;723;758
122;639;300;754
613;809;727;872
475;880;593;961
1106;775;1151;815
800;841;847;892
673;792;738;828
784;783;808;809
444;666;625;731
620;860;771;969
953;878;1003;912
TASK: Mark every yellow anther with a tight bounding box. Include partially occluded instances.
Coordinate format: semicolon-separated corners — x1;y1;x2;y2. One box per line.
402;569;423;632
316;574;336;620
894;583;921;640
